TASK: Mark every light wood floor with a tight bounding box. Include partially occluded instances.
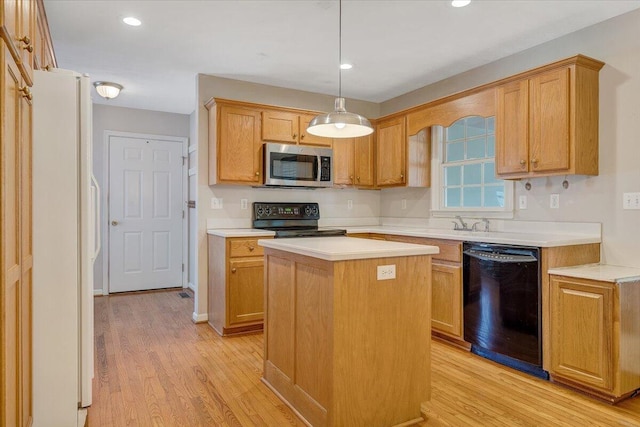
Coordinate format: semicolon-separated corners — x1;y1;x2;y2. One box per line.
89;289;640;427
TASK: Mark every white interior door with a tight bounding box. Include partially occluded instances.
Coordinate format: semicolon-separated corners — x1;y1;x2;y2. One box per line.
108;136;184;293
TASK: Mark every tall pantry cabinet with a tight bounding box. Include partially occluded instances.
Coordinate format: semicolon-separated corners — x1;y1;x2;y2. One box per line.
1;0;56;425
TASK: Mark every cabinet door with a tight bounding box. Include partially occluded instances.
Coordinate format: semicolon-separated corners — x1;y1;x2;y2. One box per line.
496;79;529;175
17;0;34;83
332;137;354;186
1;0;20;52
228;258;264;326
431;263;463;339
376;117;406;186
550;277;613;391
217;105;262;184
529;67;570;173
299;113;332;147
262;110;298;143
354;134;374;187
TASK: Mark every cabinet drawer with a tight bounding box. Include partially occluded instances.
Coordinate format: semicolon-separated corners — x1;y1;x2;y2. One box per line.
383;235;461;263
229;238;266;257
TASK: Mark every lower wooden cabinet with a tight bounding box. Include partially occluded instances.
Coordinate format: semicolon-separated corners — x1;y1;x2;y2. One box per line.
350;233;464;341
549;275;640;401
208;235;271;335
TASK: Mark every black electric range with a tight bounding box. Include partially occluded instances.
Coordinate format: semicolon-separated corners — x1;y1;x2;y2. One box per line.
252;202;346;238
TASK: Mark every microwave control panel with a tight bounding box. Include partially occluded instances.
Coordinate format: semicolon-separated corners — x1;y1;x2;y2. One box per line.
253;202;320;220
320;156;331;182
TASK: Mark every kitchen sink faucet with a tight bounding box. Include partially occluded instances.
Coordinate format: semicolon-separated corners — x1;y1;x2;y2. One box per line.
472;218;490;232
452;216;470;231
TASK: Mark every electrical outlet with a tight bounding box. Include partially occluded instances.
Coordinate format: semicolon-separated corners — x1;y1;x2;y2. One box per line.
211;198;223;209
550;194;560;209
623;192;640;210
347;199;353;210
401;199;407;210
519;195;527;210
377;264;396;280
240;199;248;210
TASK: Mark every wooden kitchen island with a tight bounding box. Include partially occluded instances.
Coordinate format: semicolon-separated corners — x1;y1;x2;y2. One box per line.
258;236;439;427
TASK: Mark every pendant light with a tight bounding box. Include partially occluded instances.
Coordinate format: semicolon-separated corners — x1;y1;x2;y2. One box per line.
307;0;373;138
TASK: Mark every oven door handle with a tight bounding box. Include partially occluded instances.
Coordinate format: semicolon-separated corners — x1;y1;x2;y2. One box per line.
464;249;538;263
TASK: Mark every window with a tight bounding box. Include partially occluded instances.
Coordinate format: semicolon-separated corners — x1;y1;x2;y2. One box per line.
431;116;513;217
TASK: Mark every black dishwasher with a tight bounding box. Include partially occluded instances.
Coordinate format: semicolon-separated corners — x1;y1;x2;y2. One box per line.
463;242;548;379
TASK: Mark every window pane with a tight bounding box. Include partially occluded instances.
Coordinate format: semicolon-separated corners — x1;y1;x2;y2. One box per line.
446;119;465;141
466;116;486;137
484;162;499;184
487;135;495;157
446;142;465;162
467;137;486;159
484;185;505;207
444;165;461;186
463;163;482;185
463;187;482;207
445;187;461;207
487;117;495;134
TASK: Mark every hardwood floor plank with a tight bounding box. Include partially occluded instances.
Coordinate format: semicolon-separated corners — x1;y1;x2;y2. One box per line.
88;289;640;427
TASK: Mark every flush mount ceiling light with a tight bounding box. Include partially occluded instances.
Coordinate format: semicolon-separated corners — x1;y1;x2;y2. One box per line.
123;16;142;26
307;0;373;139
93;81;123;100
451;0;471;7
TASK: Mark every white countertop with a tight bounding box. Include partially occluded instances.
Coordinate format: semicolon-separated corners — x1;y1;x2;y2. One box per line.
258;236;439;261
548;264;640;283
207;225;600;247
343;226;601;247
207;228;275;238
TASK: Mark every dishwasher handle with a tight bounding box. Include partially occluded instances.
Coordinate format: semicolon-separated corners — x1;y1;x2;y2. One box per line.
464;249;538;263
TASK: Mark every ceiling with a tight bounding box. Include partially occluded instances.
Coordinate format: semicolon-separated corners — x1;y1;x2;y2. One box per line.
44;0;640;115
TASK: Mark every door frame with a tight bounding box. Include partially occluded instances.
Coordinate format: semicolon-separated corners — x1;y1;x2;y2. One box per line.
101;130;188;295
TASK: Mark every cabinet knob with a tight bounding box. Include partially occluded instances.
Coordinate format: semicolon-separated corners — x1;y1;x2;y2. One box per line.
249;246;255;251
19;36;33;52
519;159;526;166
111;220;119;226
349;175;353;181
255;171;260;176
400;174;404;179
19;86;32;100
231;268;237;273
292;133;297;139
531;158;538;167
356;176;360;181
301;134;306;139
44;65;52;71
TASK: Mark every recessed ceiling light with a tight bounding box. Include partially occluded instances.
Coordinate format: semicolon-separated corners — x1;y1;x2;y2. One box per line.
340;63;353;70
451;0;471;7
123;16;142;26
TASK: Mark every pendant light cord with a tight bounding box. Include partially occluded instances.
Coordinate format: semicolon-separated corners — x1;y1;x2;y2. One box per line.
338;0;342;99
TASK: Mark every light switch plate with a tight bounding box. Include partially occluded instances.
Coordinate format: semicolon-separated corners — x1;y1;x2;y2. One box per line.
211;198;223;209
401;199;407;210
240;199;248;210
550;194;560;209
347;199;353;210
519;195;527;210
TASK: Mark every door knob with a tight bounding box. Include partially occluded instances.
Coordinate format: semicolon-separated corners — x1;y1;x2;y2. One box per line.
111;220;119;226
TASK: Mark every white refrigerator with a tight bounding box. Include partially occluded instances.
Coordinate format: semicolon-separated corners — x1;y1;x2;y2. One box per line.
32;69;100;427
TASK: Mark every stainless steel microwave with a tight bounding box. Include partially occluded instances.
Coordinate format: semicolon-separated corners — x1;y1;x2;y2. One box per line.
263;142;333;188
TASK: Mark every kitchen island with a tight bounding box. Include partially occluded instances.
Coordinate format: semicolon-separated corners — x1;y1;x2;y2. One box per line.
258;236;439;427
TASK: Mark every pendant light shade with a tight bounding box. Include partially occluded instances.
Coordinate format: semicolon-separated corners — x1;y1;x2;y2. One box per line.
306;0;374;139
307;98;373;138
93;81;123;99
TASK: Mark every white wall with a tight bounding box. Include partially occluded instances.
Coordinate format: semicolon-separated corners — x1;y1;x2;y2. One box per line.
92;104;191;293
380;8;640;268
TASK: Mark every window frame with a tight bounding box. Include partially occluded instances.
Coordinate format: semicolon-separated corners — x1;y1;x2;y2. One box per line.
430;118;514;219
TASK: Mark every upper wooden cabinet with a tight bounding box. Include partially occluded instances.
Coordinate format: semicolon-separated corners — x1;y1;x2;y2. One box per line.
496;57;604;179
262;110;332;147
1;0;36;85
333;134;374;188
375;116;406;187
33;0;55;71
206;100;263;185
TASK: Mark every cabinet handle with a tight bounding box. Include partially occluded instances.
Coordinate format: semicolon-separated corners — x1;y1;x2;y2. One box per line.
292;133;297;139
249;246;255;251
301;134;306;139
44;65;52;71
231;268;237;273
519;159;526;166
531;158;538;167
19;86;32;101
19;36;33;52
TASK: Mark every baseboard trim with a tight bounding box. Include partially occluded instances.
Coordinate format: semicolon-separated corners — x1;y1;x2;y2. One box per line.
93;289;105;296
187;282;196;292
192;312;208;323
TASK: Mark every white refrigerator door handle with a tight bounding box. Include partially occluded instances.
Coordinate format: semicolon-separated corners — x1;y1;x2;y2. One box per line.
91;174;101;260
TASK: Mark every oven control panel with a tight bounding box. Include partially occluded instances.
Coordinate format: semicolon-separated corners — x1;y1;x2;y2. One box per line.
253;202;319;220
